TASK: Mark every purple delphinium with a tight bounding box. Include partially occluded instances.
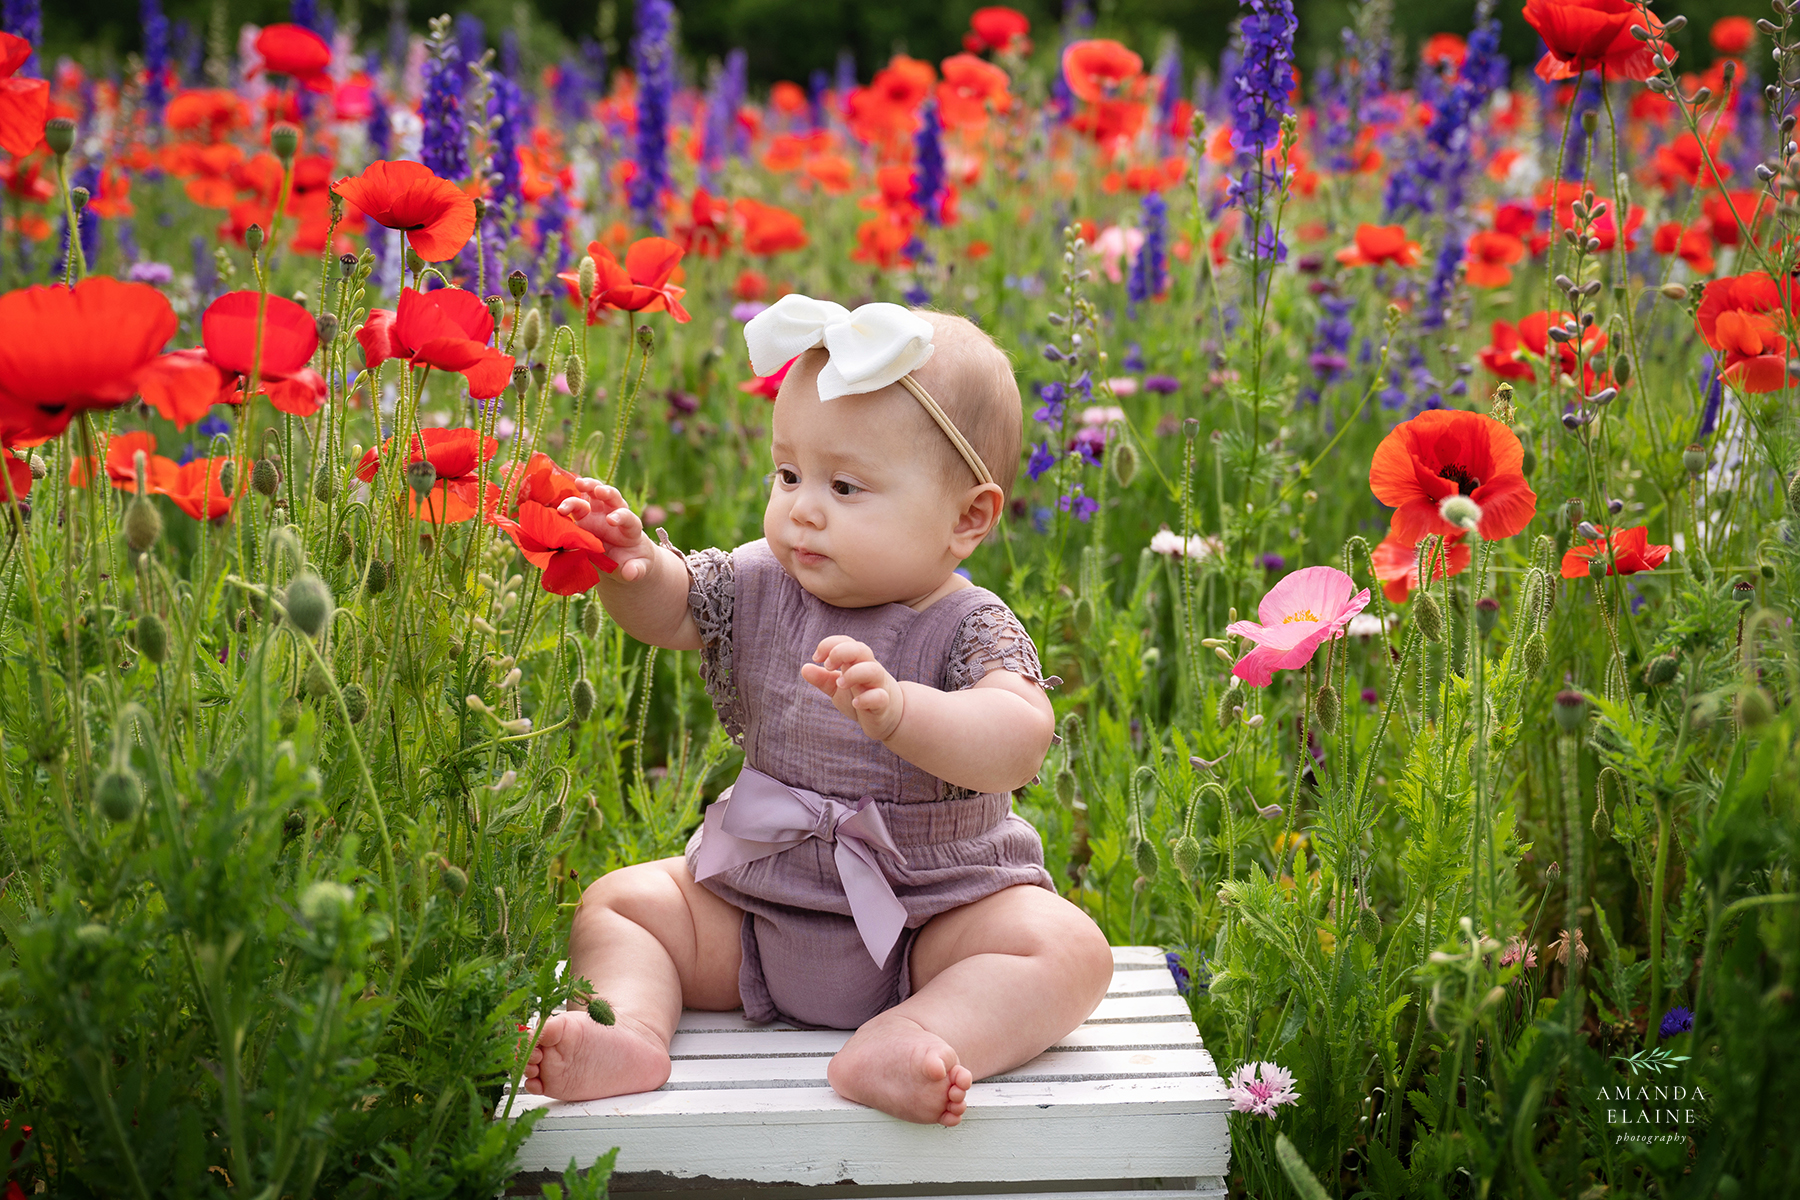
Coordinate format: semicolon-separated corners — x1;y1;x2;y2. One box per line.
174;17;201;84
1058;484;1098;522
1070;426;1106;467
455;13;486;75
1127;192;1168;312
1034;380;1066;425
1026;442;1057;481
1301;288;1355;404
1225;0;1298;253
1383;3;1505;226
1659;1006;1693;1038
2;0;40;74
808;68;829;130
489;70;527;211
914;102;947;225
365;53;391;158
629;0;676;232
834;49;856;117
55;162;102;277
539;188;572;275
1697;352;1722;438
1122;342;1145;372
191;234;215;299
142;0;170;124
554;56;589;127
1165;951;1191;996
1154;43;1181;149
1562;74;1603;181
420;40;469;182
290;0;322;33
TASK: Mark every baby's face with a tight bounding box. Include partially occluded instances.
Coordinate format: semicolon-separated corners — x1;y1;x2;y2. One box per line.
764;366;973;609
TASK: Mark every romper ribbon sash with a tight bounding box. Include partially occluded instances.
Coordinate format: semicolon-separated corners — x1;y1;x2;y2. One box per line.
692;763;911;969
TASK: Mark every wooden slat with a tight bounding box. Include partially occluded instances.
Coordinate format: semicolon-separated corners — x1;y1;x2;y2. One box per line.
673;992;1190;1035
650;1048;1217;1091
667;1020;1206;1060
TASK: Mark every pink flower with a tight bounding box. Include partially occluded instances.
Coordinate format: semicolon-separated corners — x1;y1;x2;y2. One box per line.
1226;566;1371;687
1226;1061;1300;1117
1500;936;1538;969
1090;224;1145;283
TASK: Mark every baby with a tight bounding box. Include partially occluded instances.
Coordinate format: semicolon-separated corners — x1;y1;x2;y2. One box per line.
523;299;1114;1128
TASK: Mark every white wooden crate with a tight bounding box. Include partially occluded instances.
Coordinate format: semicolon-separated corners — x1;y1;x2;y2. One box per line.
502;946;1229;1198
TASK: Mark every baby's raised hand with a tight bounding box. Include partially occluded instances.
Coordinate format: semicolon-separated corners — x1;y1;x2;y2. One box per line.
563;479;657;582
801;636;906;743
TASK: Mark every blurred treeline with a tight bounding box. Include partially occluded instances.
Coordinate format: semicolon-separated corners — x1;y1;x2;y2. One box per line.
45;0;1763;98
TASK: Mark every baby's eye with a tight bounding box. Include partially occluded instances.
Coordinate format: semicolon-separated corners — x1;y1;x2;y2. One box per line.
776;468;799;486
832;479;862;497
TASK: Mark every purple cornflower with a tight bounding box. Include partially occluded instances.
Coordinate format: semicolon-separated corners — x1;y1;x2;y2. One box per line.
420;38;469;182
1659;1006;1693;1038
127;260;173;285
1026;442;1057;481
1058;485;1098;522
1070;426;1105;467
142;0;170;123
629;0;676;232
913;102;947;225
1127;192;1168;312
1360;687;1378;705
1258;552;1286;572
1144;374;1180;395
2;0;40;74
1165;950;1191;995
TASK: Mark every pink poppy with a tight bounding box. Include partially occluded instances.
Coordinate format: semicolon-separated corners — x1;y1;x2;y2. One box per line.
1226;565;1371;687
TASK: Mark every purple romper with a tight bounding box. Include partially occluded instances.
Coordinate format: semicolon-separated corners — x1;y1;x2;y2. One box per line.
676;537;1060;1031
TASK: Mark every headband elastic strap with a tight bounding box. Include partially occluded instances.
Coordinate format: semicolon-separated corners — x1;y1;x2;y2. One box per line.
897;373;994;487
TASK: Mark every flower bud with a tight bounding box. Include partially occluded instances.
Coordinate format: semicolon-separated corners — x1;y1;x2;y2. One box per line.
1053;769;1077;806
539;801;565;838
1313;682;1340;733
269;121;300;160
570;676;597;723
1565;496;1584;527
564;350;585;399
315;311;339;344
1413;590;1444;643
1552;689;1587;734
1217;678;1242;729
521;307;543;355
1612;354;1631;386
1790;469;1800;515
251;458;280;497
70;186;89;211
1580;110;1598;136
588;997;617;1025
440;861;469;896
405;248;424;274
45;117;75;156
313;466;337;502
508;269;529;299
1523;630;1548;676
1072;595;1094;634
1660;282;1689;301
530;361;549;391
636;324;655;353
1134;837;1160;880
284;573;332;637
134;613;168;664
1357;906;1382;944
1437;494;1482;532
1576;519;1601;541
339;251;359;277
1591;798;1611;840
406;459;437;498
1110;437;1138;488
1172;834;1202;880
577;255;597;300
1735;685;1774;728
124;493;163;553
95;766;142;823
1643;654;1679;687
364;558;390;596
1475;597;1500;637
218;461;236;495
304;659;333;699
278;695;301;734
245;223;265;255
27;452;46;479
342;682;370;723
581;598;602;638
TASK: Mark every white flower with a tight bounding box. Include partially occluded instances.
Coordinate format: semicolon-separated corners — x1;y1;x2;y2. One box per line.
1107;377;1140;397
1346;612;1396;639
1149;529;1223;560
1080;404;1127;426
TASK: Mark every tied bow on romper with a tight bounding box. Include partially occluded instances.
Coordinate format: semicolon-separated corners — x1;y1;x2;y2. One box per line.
677;537;1060;1031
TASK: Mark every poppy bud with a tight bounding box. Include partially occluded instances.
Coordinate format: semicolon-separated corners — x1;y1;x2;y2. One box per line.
570;677;596;723
1172;834;1201;880
1054;769;1077;806
1523;630;1548;676
94;764;142;823
333;528;353;565
508;269;528;299
485;295;504;327
581;598;602;638
245;223;265;255
1134;837;1160;880
577;255;597;299
588;997;616;1025
521;307;542;355
364;558;390;596
342;682;370;723
70;186;89;211
440;861;469;896
1735;685;1774;728
511;364;531;396
315;311;339;344
45;117;75;156
124;494;162;553
1475;597;1500;637
278;695;301;734
1644;654;1679;687
1313;681;1340;733
565;351;585;399
134;613;169;664
1612;354;1631;386
270;122;299;161
1552;690;1587;734
405;248;424;274
218;461;236;495
313;466;337;502
1660;282;1688;300
1357;906;1382;944
539;802;565;838
1217;679;1242;729
1591;799;1611;840
1110;437;1138;488
284;573;332;638
1072;595;1094;634
1413;590;1444;643
1565;497;1584;527
1437;495;1482;532
530;362;549;390
251;458;280;497
406;459;437;499
1588;555;1607;579
636;324;655;353
304;659;333;699
1789;469;1800;515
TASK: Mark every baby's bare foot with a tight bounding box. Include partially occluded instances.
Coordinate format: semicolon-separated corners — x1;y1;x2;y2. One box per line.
523;1009;671;1101
826;1013;974;1127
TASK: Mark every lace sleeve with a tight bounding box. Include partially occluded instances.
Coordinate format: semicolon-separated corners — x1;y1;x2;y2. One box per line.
675;533;745;745
945;604;1061;694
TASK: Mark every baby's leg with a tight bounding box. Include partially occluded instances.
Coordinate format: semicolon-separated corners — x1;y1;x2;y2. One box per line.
524;855;745;1101
826;884;1112;1127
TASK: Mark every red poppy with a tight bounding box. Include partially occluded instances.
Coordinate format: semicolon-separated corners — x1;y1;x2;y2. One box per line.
1464;231;1524;287
938;54;1011;130
70;429;180;493
0;277;179;442
734;197;808;255
965;6;1030;55
1478;320;1535;381
733;269;768;301
1483;310;1607;383
332;159;477;263
1369;408;1538;543
355;426;499;523
136;348;235;428
1336;223;1421;268
1421;33;1468;71
1493;202;1537;240
674;188;732;258
163;456;243;521
1652;220;1715;275
1704;189;1773;249
198;290;328;416
165;88;250;139
1062;40;1143;103
1653;130;1729;191
1695;272;1795;394
1711;16;1755;55
0;31;49;158
361;287;515;400
1523;0;1673;82
1560;524;1671;578
739;355;796;401
505;451;585;509
558;237;691;325
489;500;619;595
253;24;332;89
1371;529;1472;603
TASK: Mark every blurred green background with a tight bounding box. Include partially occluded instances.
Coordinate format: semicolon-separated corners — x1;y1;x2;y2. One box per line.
44;0;1759;92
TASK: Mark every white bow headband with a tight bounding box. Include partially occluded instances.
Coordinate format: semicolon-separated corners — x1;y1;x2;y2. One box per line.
743;294;994;487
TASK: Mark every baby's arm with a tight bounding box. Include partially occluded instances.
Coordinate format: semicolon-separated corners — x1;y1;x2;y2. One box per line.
803;637;1054;794
561;480;701;651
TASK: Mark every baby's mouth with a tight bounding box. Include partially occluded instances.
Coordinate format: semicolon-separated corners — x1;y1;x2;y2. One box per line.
793;545;829;565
